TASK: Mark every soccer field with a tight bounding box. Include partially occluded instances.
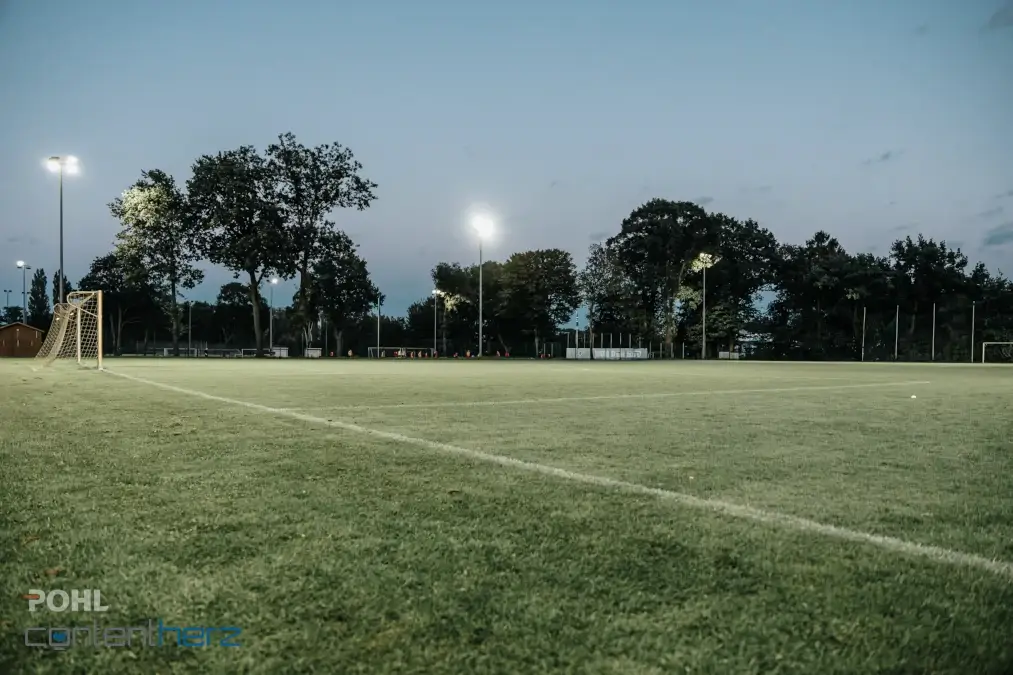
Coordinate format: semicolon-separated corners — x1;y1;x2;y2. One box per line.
2;358;1012;674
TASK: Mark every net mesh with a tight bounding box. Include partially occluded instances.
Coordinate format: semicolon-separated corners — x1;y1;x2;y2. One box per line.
36;291;102;368
982;342;1013;363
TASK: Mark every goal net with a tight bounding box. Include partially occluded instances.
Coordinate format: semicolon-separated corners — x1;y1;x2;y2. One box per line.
36;290;103;369
368;346;436;358
981;342;1013;364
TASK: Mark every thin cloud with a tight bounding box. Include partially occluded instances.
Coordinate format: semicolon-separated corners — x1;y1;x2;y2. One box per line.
891;223;915;233
973;205;1004;220
862;150;902;166
694;196;714;206
984;2;1013;30
982;222;1013;248
995;189;1013;199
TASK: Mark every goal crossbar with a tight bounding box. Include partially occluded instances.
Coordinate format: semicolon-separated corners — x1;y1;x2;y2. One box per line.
36;290;104;369
981;341;1013;364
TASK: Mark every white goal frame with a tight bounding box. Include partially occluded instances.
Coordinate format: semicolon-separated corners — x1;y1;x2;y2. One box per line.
981;342;1013;363
368;346;436;358
36;290;103;369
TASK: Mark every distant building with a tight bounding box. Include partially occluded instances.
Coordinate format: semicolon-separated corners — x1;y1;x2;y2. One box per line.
0;322;44;358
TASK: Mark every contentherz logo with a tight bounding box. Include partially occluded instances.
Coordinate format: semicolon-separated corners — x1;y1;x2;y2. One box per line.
25;590;109;613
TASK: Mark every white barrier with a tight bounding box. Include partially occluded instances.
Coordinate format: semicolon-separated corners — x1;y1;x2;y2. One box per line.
566;347;649;360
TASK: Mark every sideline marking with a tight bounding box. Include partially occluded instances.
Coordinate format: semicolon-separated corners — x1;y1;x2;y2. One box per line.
102;369;1012;581
291;380;932;411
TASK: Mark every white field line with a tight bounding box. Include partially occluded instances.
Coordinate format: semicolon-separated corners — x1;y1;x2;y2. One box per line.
104;369;1012;582
282;380;932;412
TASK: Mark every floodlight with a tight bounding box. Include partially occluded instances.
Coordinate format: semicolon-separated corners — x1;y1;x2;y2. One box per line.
471;215;494;239
270;277;279;284
16;260;25;268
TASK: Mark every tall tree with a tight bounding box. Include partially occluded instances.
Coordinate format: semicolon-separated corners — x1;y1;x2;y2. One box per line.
51;270;73;306
578;242;638;353
433;260;508;353
2;306;25;324
680;215;779;355
215;282;269;347
608;199;719;350
27;268;50;329
188;146;293;355
311;229;379;356
267;133;377;339
78;252;162;355
110;169;203;356
499;249;580;354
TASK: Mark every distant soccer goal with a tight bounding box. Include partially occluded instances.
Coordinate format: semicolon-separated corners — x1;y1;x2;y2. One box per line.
162;347;199;357
368;347;437;358
36;290;103;369
981;342;1013;363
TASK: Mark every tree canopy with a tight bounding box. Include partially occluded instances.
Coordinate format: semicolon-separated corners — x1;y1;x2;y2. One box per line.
40;130;1009;362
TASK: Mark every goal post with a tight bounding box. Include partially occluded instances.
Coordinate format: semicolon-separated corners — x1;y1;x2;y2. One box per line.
367;346;436;358
981;342;1013;364
36;290;103;369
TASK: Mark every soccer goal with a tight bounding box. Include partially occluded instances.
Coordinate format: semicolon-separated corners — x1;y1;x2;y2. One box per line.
368;346;436;358
981;342;1013;363
36;290;103;369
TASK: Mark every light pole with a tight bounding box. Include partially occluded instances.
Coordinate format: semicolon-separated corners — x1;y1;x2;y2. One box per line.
269;277;279;355
45;156;79;305
16;261;31;320
471;215;494;356
3;290;10;310
188;300;193;356
691;253;721;360
431;289;443;354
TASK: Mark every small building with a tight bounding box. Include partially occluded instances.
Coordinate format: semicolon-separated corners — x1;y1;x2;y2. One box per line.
0;322;45;358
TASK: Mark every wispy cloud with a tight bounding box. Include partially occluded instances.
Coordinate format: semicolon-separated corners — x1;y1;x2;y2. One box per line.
891;223;916;233
982;222;1013;248
862;149;903;166
973;205;1004;220
995;188;1013;199
984;1;1013;30
694;196;714;206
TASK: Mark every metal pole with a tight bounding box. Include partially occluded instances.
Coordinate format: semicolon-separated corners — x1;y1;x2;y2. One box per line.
931;302;936;361
59;165;64;305
21;265;29;319
861;306;867;362
894;305;899;360
478;241;483;357
3;290;9;308
970;301;975;363
269;285;274;355
701;265;707;360
188;300;192;356
433;294;438;354
376;300;381;353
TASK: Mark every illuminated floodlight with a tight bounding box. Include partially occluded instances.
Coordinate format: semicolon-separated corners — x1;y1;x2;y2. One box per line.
471;214;494;240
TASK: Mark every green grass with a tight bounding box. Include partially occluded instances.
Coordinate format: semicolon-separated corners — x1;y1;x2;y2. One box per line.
1;358;1012;674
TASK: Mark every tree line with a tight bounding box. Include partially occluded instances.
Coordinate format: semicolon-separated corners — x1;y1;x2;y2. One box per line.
2;133;1010;361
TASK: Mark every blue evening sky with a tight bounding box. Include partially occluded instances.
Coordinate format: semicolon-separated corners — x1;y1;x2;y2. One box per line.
1;0;1011;316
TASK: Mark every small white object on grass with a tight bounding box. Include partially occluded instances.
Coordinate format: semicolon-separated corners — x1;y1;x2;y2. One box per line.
911;395;917;399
